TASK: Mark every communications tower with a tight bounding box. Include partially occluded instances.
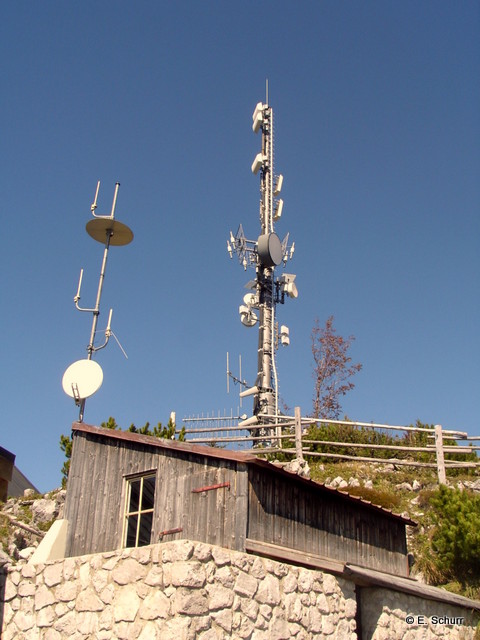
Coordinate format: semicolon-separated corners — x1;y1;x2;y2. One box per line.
228;100;298;439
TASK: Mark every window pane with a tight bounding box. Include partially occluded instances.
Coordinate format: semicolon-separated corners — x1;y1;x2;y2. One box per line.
138;512;153;546
128;480;141;513
141;476;156;511
124;473;156;548
126;515;138;547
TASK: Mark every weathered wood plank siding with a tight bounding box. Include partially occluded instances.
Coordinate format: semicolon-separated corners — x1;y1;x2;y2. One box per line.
65;432;160;557
64;431;248;557
247;466;408;576
64;425;411;577
153;450;245;551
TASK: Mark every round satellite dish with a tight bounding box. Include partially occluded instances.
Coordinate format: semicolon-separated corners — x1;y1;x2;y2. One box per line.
86;218;134;246
257;233;282;266
62;359;104;399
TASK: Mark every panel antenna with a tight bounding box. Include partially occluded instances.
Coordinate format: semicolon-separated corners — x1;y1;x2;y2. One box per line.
62;181;133;421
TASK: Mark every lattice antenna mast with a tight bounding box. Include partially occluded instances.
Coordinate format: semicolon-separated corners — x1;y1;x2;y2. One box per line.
62;181;133;422
227;100;298;434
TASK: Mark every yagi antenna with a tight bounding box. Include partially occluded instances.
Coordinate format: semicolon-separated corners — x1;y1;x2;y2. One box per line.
62;181;134;422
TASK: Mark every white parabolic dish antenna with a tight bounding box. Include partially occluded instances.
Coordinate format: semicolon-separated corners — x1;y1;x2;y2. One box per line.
62;359;104;400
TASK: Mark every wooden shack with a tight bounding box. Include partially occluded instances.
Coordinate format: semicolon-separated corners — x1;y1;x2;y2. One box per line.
64;423;415;576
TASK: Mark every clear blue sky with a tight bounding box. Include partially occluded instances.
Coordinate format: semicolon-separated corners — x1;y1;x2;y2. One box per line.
1;2;478;492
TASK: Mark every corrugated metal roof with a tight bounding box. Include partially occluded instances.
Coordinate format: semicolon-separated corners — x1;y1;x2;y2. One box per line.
71;422;417;526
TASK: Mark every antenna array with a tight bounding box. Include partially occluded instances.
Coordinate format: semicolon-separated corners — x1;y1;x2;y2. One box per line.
62;182;133;421
227;100;298;440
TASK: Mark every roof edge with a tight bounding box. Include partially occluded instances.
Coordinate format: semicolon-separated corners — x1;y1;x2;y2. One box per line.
345;564;480;611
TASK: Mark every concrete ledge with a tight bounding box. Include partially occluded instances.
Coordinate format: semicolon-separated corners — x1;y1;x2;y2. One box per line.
29;518;68;564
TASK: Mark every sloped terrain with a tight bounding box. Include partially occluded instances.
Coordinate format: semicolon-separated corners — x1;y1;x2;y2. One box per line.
0;488;65;565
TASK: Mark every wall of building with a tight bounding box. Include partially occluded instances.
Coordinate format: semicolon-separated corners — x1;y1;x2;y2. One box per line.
1;539;477;639
247;465;408;575
360;586;479;640
1;539;356;640
65;426;411;577
64;431;249;557
0;446;15;502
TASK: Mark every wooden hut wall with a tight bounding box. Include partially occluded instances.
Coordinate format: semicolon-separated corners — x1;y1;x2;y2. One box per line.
65;432;157;557
156;454;248;552
247;466;408;576
64;431;249;557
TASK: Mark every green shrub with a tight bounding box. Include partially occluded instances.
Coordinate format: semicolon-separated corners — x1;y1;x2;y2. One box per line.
342;485;402;511
304;421;401;460
428;485;480;587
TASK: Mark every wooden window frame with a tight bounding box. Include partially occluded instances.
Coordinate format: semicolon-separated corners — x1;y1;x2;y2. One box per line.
122;471;156;548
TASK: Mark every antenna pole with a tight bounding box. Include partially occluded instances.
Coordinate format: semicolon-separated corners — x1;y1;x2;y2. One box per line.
78;399;86;422
254;103;276;430
87;228;112;359
65;181;133;423
78;227;112;423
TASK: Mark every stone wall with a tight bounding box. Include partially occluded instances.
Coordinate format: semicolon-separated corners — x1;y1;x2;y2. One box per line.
2;538;478;640
360;586;479;640
1;539;357;640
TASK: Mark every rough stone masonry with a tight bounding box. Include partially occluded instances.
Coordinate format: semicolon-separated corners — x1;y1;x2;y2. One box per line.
2;538;478;639
2;539;357;639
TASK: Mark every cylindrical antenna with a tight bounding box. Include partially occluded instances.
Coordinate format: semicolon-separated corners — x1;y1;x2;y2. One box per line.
91;181;100;214
226;352;230;394
106;308;113;334
239;354;242;408
75;269;84;302
110;182;120;219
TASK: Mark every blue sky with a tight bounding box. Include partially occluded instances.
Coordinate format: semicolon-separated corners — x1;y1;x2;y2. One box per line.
1;1;478;492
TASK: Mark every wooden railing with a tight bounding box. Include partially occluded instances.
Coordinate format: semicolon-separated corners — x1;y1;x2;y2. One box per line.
180;407;480;484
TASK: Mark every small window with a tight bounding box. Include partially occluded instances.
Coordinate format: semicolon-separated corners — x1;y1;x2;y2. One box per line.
123;473;156;547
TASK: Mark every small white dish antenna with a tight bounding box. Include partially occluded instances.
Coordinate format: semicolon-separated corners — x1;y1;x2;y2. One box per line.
62;359;104;400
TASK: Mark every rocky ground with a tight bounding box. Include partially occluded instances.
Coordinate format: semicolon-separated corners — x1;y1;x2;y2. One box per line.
0;488;65;566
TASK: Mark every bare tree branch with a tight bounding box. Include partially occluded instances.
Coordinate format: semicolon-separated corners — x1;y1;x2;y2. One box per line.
311;316;362;419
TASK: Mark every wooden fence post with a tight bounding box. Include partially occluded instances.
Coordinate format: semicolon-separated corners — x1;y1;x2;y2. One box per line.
435;424;447;485
295;406;303;460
